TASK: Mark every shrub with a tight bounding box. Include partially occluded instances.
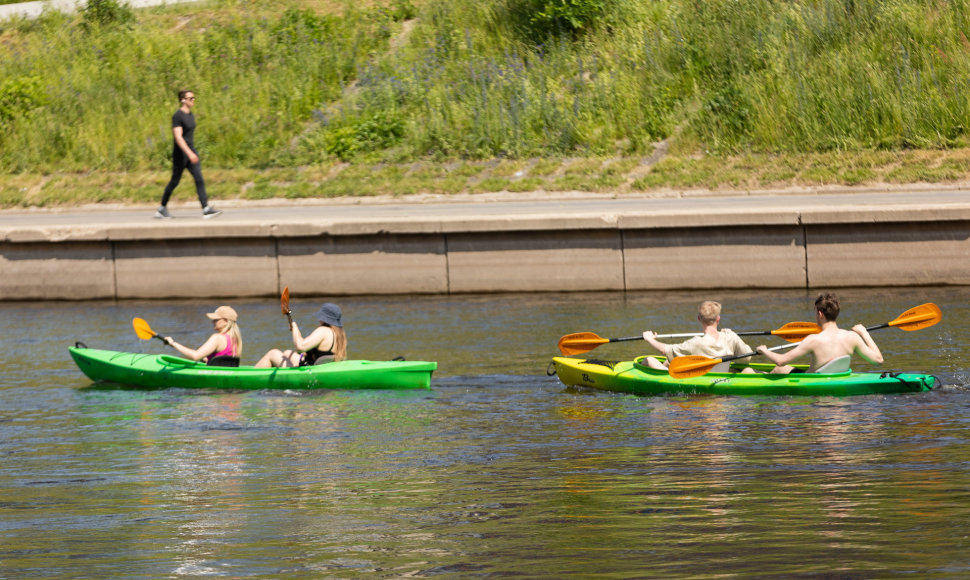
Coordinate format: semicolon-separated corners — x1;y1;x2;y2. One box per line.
388;0;417;22
532;0;607;33
80;0;135;30
318;111;406;161
0;76;48;125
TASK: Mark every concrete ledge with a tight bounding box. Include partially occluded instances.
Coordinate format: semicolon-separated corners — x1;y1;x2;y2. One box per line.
624;225;806;290
448;230;624;292
807;221;970;287
619;209;802;229
114;238;278;299
279;234;448;295
3;204;970;242
0;241;114;299
1;192;968;299
800;206;970;224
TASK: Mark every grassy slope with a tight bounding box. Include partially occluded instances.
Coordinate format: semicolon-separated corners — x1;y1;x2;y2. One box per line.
2;0;970;208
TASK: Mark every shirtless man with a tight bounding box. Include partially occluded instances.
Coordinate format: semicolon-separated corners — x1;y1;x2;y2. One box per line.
756;293;883;373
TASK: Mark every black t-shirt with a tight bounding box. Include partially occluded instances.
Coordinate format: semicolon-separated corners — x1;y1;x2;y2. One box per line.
172;109;196;150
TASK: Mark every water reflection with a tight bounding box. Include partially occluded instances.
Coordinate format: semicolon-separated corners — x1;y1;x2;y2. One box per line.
1;288;969;577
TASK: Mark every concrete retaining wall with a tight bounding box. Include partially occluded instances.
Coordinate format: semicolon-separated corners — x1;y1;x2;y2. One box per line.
2;206;967;300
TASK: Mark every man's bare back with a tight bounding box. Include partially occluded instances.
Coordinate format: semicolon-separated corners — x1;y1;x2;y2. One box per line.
756;293;883;374
788;324;882;372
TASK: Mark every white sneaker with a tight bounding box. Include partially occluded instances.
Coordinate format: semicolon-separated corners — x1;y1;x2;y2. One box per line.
154;206;172;219
202;205;223;219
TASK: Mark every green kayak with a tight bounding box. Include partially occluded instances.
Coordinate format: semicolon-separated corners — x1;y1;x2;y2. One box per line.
70;346;436;390
552;356;936;396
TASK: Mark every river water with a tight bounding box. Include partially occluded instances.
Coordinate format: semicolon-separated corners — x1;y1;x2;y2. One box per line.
2;287;969;578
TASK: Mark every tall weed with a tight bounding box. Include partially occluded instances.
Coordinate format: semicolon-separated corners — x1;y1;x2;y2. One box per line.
3;0;970;171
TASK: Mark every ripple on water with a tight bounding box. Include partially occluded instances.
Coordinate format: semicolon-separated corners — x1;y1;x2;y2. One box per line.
1;290;969;577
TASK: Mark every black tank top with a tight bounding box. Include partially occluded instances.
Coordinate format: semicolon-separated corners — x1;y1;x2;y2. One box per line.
301;346;334;366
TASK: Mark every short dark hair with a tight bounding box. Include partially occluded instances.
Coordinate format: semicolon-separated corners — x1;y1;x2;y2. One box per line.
815;292;840;322
178;90;194;101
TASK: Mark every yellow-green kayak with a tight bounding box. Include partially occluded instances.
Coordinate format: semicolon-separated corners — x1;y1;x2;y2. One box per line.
552;356;936;396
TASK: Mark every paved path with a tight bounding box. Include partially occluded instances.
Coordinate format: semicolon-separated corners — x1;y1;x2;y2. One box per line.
2;186;968;299
0;0;197;20
1;187;968;233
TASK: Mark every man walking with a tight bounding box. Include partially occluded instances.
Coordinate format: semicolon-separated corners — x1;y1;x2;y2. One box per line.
155;90;221;219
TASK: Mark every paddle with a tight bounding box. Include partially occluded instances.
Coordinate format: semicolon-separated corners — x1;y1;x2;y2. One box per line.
668;302;942;379
557;321;821;356
281;286;293;328
667;344;796;379
864;302;941;332
132;317;167;343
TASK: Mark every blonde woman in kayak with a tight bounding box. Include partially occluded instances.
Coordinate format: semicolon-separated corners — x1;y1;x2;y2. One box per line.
756;293;883;374
255;303;348;367
162;305;242;366
642;300;756;373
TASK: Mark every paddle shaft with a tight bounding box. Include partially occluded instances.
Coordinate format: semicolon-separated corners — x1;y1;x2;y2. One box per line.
715;341;795;365
605;333;711;343
582;305;935;349
689;307;936;367
667;303;942;378
593;326;814;344
132;317;168;343
145;327;172;345
558;321;821;355
710;322;898;365
666;342;797;378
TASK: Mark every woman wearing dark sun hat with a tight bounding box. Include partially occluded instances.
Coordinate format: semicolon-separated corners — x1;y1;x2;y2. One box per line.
255;303;348;368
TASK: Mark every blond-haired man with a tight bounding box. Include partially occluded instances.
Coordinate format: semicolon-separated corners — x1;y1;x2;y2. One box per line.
642;301;754;372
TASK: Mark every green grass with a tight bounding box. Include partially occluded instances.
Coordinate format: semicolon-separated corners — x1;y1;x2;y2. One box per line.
3;0;970;207
3;148;970;209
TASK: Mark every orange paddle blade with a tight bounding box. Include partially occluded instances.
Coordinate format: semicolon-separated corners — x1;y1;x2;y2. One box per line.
668;355;725;379
557;332;610;355
280;286;290;315
772;321;821;342
889;303;941;331
132;317;157;340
